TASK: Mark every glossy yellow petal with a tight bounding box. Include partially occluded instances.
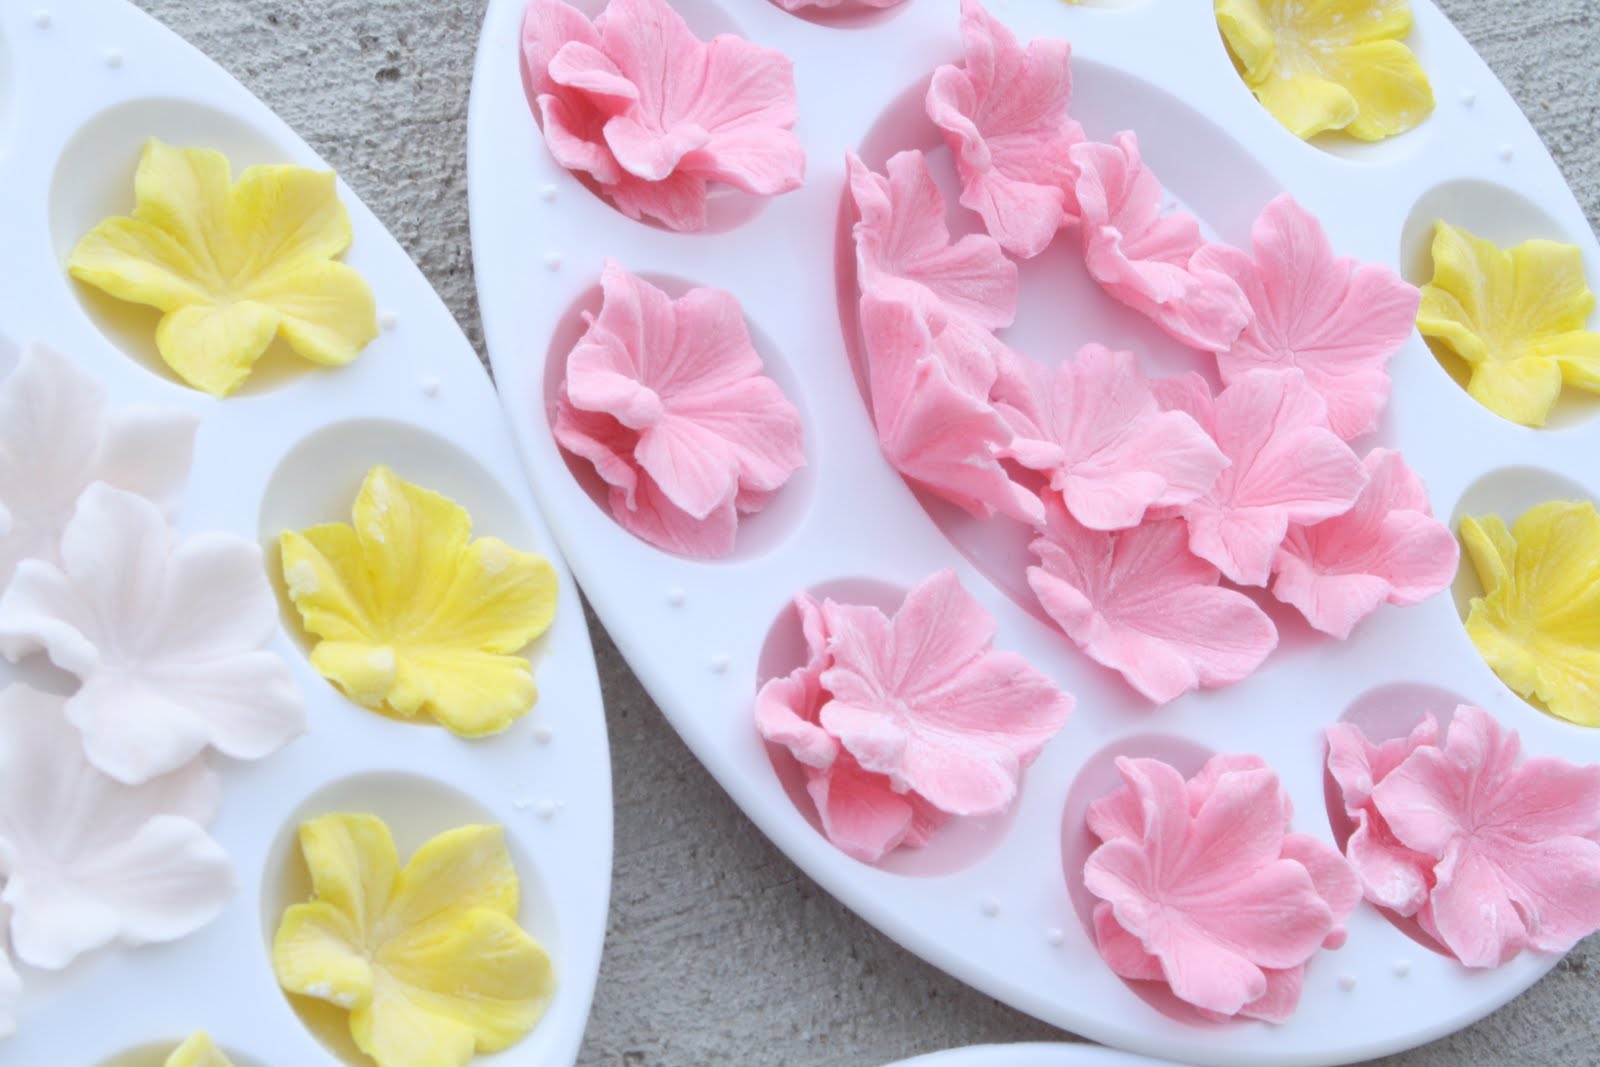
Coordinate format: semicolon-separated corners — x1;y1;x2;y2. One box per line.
271;900;375;1011
299;812;398;932
279;467;556;734
385;825;519;932
245;260;377;366
66;138;375;395
351;972;478;1067
374;910;553;1056
1419;223;1600;425
1250;71;1359;140
1463;502;1600;726
1460;513;1515;596
154;300;280;397
1304;0;1413;46
1323;40;1433;140
1214;0;1277;84
162;1031;236;1067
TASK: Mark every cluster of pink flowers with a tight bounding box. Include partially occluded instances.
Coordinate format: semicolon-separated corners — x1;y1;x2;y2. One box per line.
848;0;1458;704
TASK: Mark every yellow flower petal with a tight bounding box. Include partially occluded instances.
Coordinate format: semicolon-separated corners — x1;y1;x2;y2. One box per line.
351;972;478;1067
299;812;399;929
272;900;376;1012
1215;0;1431;142
1463;501;1600;726
1322;40;1434;141
162;1031;236;1067
66;138;376;395
1418;223;1600;426
387;825;519;931
279;467;558;735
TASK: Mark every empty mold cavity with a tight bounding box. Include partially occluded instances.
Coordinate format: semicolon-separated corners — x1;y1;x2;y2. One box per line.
47;98;319;396
755;577;1022;877
1060;733;1229;1027
517;0;770;235
1401;179;1600;429
542;271;816;563
258;418;552;715
259;772;561;1067
1324;682;1469;960
98;1042;267;1067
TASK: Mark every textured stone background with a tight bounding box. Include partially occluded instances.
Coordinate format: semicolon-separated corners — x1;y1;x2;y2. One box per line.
130;1;1600;1064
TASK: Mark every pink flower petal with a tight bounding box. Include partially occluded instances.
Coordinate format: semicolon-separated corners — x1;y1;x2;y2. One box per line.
1028;499;1277;703
848;150;1018;329
858;293;1043;523
1373;706;1600;966
1071;132;1250;351
1169;369;1367;586
1092;900;1166;982
818;569;1072;816
1324;717;1440;915
805;751;950;864
1195;195;1421;441
1273;449;1458;638
925;0;1084;258
771;0;905;10
1006;345;1227;530
755;593;838;769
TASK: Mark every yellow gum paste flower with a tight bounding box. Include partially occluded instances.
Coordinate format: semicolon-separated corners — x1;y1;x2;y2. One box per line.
68;138;377;397
163;1032;235;1067
273;813;554;1067
1417;221;1600;427
279;466;557;736
1461;501;1600;726
1215;0;1434;141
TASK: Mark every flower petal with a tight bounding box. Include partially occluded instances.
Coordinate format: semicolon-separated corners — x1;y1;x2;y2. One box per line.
243;259;378;367
272;899;375;1011
155;301;282;397
163;1031;238;1067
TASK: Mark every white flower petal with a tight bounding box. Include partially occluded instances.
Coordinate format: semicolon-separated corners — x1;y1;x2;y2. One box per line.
0;685;232;970
0;902;20;1039
0;343;197;584
0;486;305;784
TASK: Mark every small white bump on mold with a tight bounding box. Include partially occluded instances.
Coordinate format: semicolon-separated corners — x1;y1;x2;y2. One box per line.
536;800;559;819
1498;144;1515;161
1393;959;1412;978
980;897;1000;918
710;652;731;673
540;184;558;202
379;310;399;331
104;47;123;68
33;9;51;28
544;251;563;271
1045;928;1065;947
1338;975;1358;992
667;587;687;607
533;723;554;744
512;795;535;811
419;375;441;397
1461;88;1477;107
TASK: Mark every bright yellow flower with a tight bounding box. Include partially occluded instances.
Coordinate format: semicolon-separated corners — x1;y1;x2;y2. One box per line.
163;1032;235;1067
273;814;554;1067
68;139;377;397
1215;0;1433;141
279;466;557;736
1417;222;1600;427
1461;501;1600;726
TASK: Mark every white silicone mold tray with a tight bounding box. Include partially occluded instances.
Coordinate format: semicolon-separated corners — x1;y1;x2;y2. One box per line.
0;2;610;1065
467;0;1600;1064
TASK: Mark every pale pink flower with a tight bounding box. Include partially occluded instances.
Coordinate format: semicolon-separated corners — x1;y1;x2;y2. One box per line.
1070;132;1250;351
1272;449;1459;638
926;0;1085;258
1027;498;1277;703
1195;194;1420;441
554;261;805;558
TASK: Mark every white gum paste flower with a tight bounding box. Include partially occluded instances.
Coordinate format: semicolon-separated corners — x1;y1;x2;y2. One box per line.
0;685;235;970
0;902;18;1038
0;343;198;585
0;485;305;785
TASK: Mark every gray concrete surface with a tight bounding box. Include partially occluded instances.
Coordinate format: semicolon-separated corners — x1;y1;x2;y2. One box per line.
131;1;1600;1064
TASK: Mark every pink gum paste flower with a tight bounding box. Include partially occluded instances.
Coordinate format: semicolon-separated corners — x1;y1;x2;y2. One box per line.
1325;715;1441;917
757;570;1073;862
1195;194;1421;441
1070;132;1251;352
769;0;905;11
1027;498;1277;704
0;485;305;786
1272;448;1458;639
0;685;234;970
1085;753;1358;1022
0;342;197;586
1158;368;1367;587
521;0;804;231
926;0;1085;259
996;345;1227;531
1352;707;1600;968
858;293;1043;524
554;261;805;558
